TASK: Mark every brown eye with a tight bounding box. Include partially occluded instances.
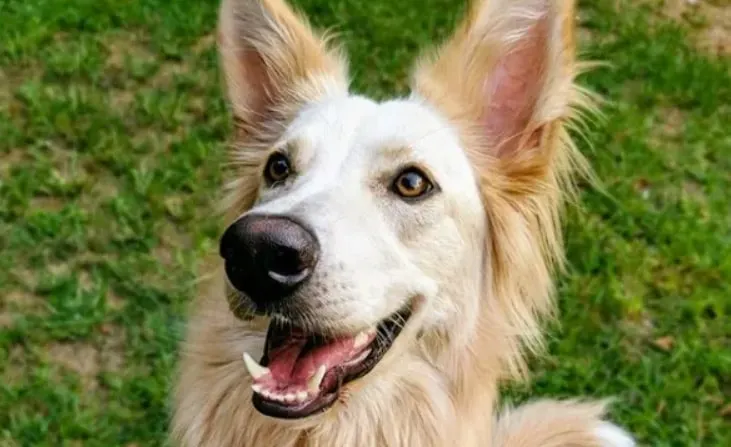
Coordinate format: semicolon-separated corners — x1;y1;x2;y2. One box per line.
392;168;434;200
264;152;291;185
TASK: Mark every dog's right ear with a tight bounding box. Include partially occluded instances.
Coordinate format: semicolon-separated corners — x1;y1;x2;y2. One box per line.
218;0;348;137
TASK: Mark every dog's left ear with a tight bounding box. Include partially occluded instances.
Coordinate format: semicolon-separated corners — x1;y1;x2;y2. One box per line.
412;0;582;168
413;0;591;372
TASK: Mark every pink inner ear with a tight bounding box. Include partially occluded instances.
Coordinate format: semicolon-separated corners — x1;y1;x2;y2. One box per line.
239;48;274;120
482;16;549;155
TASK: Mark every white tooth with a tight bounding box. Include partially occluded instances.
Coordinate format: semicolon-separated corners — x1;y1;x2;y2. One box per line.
308;365;327;392
261;389;272;399
270;392;284;402
343;348;371;367
354;331;369;349
296;391;308;401
243;352;270;379
284;393;296;403
251;384;264;394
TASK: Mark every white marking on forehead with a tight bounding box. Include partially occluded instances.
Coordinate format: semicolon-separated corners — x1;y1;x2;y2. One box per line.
357;99;457;148
254;95;378;214
286;94;378;168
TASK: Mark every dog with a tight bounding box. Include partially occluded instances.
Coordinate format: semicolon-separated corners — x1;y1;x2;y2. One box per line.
171;0;636;445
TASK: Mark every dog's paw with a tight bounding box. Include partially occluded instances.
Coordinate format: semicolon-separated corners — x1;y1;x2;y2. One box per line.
594;422;636;447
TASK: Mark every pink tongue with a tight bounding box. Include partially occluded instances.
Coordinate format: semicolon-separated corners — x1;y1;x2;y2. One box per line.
265;335;360;387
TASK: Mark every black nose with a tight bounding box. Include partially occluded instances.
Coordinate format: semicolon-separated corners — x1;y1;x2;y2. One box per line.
220;214;319;310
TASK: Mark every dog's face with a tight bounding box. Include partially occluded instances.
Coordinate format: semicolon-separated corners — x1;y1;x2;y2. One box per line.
217;0;581;420
223;95;485;332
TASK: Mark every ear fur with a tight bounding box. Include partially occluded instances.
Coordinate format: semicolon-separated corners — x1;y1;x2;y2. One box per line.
412;0;587;153
218;0;348;133
217;0;348;214
412;0;596;376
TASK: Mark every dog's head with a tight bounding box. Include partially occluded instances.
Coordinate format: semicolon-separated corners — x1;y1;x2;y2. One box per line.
217;0;588;420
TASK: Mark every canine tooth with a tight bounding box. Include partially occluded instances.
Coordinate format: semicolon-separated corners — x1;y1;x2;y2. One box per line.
344;348;371;367
251;384;264;394
353;331;370;349
243;352;270;379
308;365;327;392
296;391;308;401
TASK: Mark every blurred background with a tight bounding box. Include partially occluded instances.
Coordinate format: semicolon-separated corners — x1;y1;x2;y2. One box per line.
0;0;729;445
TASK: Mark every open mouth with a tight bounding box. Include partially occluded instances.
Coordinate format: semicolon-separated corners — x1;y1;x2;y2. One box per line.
242;306;412;419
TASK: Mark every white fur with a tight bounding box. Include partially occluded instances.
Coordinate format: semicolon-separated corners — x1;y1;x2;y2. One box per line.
595;422;637;447
239;94;485;334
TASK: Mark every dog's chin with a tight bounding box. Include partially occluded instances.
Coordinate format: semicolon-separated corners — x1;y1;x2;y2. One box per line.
241;303;414;420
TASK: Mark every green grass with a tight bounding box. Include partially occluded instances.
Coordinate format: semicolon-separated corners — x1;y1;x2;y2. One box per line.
0;0;729;445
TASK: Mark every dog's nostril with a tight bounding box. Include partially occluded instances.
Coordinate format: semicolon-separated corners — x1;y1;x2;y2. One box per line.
266;245;312;277
268;269;310;286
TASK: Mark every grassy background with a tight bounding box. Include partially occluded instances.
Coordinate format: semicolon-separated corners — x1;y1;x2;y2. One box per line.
0;0;729;445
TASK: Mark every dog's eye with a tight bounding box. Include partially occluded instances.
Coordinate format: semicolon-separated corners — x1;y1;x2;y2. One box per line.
392;168;434;200
264;152;291;185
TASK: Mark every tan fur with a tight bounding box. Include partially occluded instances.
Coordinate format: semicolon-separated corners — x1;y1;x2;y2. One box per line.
171;0;630;446
492;400;610;447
